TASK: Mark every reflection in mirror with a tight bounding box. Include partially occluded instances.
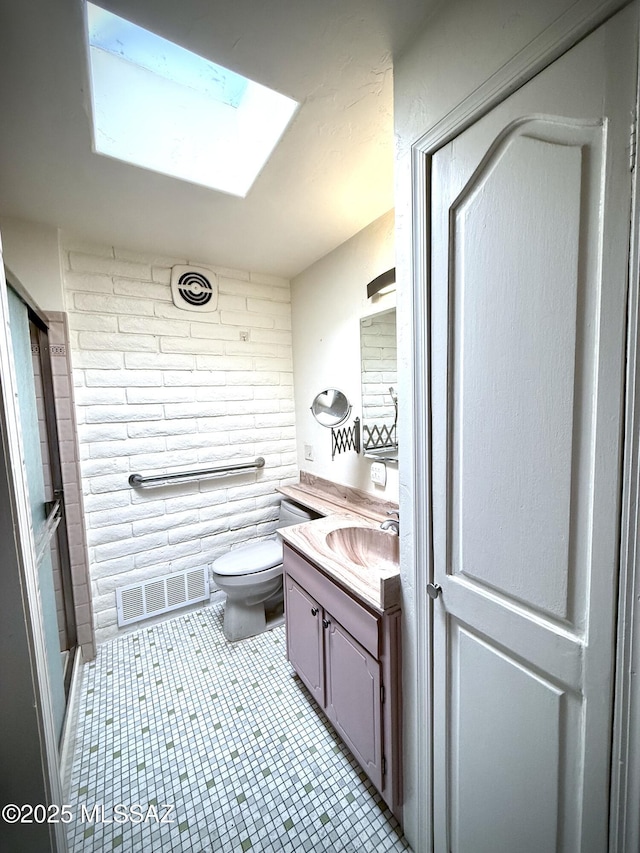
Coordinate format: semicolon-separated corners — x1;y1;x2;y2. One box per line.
310;388;351;427
360;308;398;460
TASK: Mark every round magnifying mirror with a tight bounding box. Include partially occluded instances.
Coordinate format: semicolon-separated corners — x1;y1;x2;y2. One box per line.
310;389;351;427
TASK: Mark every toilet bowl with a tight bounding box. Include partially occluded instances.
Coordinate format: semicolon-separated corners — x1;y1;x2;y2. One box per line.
211;498;314;641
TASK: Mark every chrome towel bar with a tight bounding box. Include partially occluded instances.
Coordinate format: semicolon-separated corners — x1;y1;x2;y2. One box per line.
128;457;265;489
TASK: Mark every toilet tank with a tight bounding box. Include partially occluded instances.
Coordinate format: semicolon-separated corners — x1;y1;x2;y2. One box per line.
277;498;316;530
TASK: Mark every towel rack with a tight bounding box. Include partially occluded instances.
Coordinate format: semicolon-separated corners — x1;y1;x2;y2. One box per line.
128;457;265;489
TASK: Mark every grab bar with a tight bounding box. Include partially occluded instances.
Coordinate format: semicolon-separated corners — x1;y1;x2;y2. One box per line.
128;457;265;489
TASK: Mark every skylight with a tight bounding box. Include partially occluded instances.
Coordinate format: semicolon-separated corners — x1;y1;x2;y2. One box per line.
85;3;299;197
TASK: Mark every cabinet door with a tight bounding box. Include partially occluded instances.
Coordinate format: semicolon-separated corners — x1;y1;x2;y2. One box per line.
325;618;383;792
284;574;324;705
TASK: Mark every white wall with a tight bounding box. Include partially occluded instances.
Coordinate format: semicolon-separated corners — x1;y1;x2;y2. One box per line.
61;237;297;643
0;216;64;311
291;209;397;500
393;0;619;848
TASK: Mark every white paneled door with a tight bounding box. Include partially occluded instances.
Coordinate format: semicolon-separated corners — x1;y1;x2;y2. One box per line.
429;5;638;852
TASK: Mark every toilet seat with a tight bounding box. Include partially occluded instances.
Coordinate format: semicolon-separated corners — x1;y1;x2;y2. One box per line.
212;538;282;577
211;563;282;592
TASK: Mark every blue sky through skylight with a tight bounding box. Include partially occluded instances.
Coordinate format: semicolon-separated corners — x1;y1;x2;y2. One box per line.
85;3;298;196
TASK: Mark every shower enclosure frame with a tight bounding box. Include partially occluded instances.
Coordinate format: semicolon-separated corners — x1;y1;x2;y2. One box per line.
8;270;78;697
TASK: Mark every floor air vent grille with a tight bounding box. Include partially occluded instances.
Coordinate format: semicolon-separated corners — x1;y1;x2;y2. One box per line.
116;567;210;627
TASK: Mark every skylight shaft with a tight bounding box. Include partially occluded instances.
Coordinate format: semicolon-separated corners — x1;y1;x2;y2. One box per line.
85;2;298;196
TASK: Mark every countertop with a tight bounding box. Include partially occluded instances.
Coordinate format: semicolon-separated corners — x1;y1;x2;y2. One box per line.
277;479;397;523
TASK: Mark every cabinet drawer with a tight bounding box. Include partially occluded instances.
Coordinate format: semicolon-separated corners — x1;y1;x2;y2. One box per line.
284;543;380;658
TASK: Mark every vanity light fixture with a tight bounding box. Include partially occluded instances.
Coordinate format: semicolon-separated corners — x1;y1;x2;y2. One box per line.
366;267;396;299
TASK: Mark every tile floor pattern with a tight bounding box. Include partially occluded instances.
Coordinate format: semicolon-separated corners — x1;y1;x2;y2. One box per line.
66;602;411;852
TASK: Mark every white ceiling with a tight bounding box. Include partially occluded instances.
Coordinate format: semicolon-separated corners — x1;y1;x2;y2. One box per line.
0;0;438;278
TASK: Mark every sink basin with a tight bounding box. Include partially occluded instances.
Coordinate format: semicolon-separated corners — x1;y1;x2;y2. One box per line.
325;526;399;571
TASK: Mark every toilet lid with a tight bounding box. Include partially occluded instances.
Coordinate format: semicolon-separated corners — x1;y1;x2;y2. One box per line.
212;539;283;576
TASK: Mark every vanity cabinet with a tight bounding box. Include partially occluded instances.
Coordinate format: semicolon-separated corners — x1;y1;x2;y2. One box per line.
283;542;402;821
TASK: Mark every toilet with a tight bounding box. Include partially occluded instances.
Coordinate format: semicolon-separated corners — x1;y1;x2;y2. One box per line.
211;498;315;641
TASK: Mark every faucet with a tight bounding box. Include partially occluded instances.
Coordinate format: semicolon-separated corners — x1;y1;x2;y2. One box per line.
380;509;399;535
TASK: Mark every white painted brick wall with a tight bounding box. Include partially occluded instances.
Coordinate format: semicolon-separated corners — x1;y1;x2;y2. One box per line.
62;239;298;643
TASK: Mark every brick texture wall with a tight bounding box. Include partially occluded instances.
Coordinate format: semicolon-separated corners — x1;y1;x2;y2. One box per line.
360;309;398;447
61;240;297;643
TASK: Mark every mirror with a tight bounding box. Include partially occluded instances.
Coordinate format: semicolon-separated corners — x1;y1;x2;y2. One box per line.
310;388;351;427
360;308;398;460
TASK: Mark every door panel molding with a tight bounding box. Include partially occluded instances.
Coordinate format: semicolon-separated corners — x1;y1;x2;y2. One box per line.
448;622;573;853
413;0;630;156
446;118;603;630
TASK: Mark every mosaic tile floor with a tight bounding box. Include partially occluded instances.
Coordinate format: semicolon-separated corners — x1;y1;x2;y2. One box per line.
66;602;411;852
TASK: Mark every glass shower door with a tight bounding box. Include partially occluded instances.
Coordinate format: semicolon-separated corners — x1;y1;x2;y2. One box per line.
7;287;66;743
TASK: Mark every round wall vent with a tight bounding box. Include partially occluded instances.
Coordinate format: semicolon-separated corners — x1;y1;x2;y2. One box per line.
177;271;214;306
170;266;218;312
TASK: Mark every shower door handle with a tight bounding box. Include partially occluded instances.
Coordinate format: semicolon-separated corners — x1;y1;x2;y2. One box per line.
35;498;62;569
